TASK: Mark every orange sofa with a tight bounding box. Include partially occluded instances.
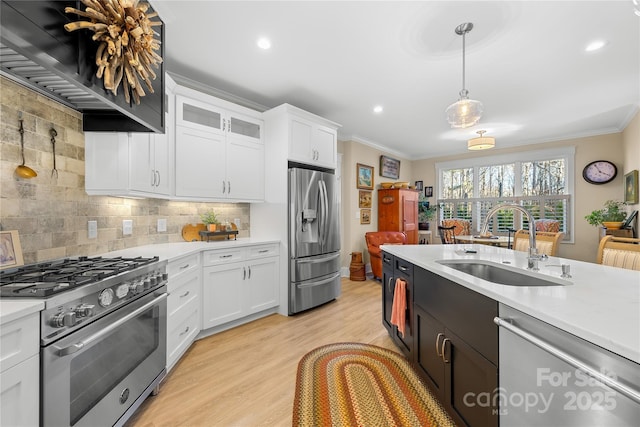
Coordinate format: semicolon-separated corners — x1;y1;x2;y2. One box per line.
365;231;407;280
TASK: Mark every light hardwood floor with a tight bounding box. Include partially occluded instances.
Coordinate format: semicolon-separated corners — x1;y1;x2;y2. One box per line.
127;278;397;427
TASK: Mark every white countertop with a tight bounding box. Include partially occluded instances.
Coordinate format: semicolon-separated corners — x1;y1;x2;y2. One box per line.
102;237;280;261
381;244;640;364
0;238;280;324
0;300;44;325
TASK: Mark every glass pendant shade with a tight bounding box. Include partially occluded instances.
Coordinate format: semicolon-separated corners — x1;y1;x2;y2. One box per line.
446;92;483;128
447;22;483;128
468;130;495;150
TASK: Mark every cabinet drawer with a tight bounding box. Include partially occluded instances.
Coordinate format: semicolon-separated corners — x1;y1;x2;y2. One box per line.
167;306;200;370
167;253;200;282
247;244;278;259
0;313;39;373
0;353;39;426
395;257;413;279
203;248;245;266
382;252;394;268
168;269;200;317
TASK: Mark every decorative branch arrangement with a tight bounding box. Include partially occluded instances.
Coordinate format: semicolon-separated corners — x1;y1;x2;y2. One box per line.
64;0;163;104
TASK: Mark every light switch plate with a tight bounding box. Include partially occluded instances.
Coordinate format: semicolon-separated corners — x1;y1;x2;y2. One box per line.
123;219;133;235
157;218;167;232
88;220;97;239
355;210;360;219
234;218;241;229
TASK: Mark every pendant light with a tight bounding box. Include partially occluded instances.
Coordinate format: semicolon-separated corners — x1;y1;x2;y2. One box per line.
468;130;495;150
446;22;483;128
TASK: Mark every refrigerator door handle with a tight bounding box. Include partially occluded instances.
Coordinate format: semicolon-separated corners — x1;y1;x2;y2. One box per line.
297;272;341;289
319;180;329;248
295;252;341;264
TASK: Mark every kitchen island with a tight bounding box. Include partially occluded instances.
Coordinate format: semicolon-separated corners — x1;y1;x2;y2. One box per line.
381;243;640;427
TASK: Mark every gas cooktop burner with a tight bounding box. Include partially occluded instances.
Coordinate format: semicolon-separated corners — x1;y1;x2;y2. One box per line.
0;256;159;297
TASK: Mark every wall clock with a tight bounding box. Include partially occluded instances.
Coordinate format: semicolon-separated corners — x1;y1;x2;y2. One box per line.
582;160;617;184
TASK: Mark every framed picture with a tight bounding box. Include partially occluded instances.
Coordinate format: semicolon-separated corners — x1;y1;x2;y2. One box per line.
415;181;423;191
624;170;639;204
425;186;433;198
356;163;374;189
380;155;400;179
0;230;24;270
358;190;372;208
360;209;371;224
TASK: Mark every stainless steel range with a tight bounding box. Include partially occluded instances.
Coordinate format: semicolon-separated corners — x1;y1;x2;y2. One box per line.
0;256;168;427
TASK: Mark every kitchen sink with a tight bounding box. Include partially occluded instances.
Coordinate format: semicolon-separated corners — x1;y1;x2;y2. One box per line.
437;260;569;286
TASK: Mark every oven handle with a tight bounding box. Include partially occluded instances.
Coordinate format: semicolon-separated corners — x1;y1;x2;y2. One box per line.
55;292;168;357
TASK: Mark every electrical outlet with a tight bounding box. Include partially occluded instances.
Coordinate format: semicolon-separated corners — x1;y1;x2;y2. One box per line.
234;218;241;229
88;220;97;239
157;218;167;232
123;219;133;235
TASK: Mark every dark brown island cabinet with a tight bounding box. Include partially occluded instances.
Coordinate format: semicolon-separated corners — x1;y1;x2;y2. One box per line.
382;251;499;427
382;253;414;357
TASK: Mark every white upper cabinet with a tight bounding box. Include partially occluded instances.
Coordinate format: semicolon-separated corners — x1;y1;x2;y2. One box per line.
174;92;264;201
85;74;176;198
84;74;265;202
264;104;339;169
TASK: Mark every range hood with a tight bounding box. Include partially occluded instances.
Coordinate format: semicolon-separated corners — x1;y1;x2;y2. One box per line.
0;0;164;133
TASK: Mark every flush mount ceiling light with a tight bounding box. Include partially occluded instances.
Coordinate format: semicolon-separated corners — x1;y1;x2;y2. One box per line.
373;105;383;114
468;130;495;150
446;22;483;128
257;37;271;50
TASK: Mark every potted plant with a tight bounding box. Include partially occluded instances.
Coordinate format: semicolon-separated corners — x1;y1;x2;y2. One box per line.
200;210;220;232
584;200;628;229
418;201;436;230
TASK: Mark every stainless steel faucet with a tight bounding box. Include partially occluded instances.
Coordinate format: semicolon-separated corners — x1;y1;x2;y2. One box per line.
480;204;546;270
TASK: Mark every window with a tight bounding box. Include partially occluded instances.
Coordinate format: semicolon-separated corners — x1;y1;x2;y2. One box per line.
436;147;575;241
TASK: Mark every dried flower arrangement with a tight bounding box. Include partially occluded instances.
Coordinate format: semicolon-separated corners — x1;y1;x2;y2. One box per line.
64;0;163;104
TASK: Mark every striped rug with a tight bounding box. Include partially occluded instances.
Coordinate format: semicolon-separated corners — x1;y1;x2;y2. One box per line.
293;342;455;427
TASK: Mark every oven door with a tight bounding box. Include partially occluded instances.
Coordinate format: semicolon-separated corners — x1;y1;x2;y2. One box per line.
41;288;167;427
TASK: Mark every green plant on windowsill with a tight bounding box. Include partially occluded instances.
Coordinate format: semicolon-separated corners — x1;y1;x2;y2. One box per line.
200;210;220;231
584;200;627;228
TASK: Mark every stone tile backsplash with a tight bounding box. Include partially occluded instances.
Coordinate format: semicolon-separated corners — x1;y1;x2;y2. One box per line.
0;77;249;264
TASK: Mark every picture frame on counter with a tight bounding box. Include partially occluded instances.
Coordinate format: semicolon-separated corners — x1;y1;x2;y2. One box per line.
360;209;371;224
380;155;400;179
357;163;374;190
624;170;638;204
0;230;24;270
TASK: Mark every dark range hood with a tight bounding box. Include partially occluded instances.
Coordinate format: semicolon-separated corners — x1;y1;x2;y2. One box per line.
0;0;164;133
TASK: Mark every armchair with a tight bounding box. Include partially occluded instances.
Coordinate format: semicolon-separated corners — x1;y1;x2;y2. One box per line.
365;231;407;280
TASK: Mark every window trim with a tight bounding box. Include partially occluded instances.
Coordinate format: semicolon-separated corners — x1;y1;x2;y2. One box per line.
435;146;575;243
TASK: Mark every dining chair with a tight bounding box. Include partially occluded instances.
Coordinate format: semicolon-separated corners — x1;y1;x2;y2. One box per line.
440;218;471;236
513;230;563;256
438;225;457;244
597;236;640;271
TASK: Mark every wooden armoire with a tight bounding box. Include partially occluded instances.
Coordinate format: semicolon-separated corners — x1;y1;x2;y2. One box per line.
377;188;419;244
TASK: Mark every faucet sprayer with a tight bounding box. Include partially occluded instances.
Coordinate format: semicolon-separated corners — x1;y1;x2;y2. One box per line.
480;204;547;270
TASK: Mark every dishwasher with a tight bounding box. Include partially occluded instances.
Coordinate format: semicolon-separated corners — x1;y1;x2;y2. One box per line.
496;304;640;426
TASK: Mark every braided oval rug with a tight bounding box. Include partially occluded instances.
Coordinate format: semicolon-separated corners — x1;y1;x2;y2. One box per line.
293;343;456;427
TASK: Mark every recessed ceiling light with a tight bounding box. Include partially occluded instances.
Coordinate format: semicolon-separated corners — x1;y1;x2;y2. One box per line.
257;37;271;50
373;105;383;114
585;40;607;52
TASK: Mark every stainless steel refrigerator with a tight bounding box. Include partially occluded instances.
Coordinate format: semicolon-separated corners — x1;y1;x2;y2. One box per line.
289;167;341;314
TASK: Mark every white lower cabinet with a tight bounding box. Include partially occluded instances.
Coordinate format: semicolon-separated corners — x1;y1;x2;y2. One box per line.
202;244;279;330
166;253;201;372
0;313;40;427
